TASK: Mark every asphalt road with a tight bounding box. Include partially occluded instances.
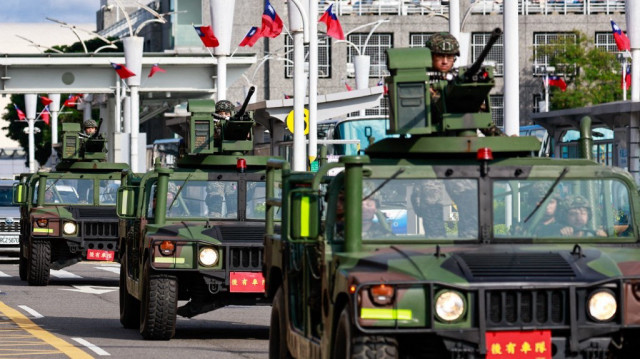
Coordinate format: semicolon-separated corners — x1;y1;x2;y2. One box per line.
0;261;270;359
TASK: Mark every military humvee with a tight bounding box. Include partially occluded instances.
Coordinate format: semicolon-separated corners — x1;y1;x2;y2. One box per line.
14;122;128;286
117;89;278;340
264;29;640;358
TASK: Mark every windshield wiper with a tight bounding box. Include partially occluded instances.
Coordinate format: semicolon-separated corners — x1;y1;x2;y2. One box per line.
44;178;60;194
524;167;569;223
363;168;405;201
168;173;192;211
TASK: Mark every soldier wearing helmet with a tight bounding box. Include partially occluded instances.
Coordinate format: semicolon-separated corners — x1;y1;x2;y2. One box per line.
560;195;607;237
426;32;460;73
80;119;98;138
215;100;234;119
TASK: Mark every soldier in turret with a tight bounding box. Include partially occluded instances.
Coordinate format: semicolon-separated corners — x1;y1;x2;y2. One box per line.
427;32;460;75
79;119;98;138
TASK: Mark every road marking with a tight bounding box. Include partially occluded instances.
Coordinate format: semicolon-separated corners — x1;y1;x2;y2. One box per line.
0;271;10;277
0;301;93;358
60;285;117;295
72;338;110;356
96;267;120;274
51;269;83;279
18;305;44;319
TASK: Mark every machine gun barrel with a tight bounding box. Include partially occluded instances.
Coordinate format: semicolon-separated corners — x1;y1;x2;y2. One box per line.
463;27;502;81
233;86;255;120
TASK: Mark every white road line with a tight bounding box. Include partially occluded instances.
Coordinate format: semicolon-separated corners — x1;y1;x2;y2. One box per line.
18;305;44;319
96;267;120;274
0;271;10;277
71;337;110;356
50;269;83;278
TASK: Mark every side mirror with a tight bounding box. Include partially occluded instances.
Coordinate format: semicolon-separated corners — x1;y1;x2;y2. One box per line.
290;190;319;241
117;187;136;218
13;183;27;204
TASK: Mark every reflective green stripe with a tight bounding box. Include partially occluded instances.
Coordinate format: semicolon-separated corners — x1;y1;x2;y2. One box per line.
360;308;412;320
33;228;53;234
300;196;310;237
153;257;185;264
120;190;128;216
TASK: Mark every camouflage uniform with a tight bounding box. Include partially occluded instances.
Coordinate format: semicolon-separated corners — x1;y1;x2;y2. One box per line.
213;100;234;141
206;182;237;217
79;119;98;138
411;180;446;238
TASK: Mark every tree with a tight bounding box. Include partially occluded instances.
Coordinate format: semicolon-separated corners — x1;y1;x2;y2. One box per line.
2;36;121;168
534;31;623;110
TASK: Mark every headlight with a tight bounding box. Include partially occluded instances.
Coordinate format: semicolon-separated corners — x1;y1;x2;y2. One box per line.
435;290;465;322
199;247;218;267
588;290;617;321
62;221;77;235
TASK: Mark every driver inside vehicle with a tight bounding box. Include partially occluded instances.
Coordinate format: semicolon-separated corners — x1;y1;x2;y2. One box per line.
560;195;607;237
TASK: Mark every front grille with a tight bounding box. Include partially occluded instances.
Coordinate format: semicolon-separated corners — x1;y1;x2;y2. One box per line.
73;207;116;218
219;226;264;241
486;289;567;327
0;222;19;232
228;246;262;270
457;252;576;279
83;221;118;238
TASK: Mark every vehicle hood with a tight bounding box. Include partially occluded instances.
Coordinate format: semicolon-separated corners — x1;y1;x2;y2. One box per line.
0;206;20;218
30;206;72;219
339;244;640;285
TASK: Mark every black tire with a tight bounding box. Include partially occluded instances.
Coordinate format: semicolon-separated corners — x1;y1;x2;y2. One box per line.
139;260;177;340
18;238;27;281
119;254;140;329
352;336;399;359
269;287;290;359
27;239;51;286
333;307;353;359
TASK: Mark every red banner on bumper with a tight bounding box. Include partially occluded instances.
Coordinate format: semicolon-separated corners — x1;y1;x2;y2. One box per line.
86;249;115;262
230;272;265;293
486;330;551;359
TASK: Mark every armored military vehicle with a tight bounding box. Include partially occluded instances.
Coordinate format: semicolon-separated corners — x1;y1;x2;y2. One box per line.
264;28;640;358
13;122;128;286
117;88;277;340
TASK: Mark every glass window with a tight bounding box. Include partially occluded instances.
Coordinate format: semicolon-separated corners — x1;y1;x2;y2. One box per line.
246;181;282;220
99;180;121;205
595;32;628;65
174;0;202;48
472;32;504;76
409;33;433;48
347;33;393;78
358;178;478;240
494;179;632;239
285;35;332;78
490;95;504;128
533;32;577;75
162;180;238;219
0;186;13;206
35;179;92;205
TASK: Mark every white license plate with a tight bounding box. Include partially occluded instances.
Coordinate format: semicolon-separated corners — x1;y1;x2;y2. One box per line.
0;235;19;245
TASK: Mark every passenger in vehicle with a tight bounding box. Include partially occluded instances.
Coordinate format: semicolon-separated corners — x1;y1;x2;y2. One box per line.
560;195;607;237
412;181;446;238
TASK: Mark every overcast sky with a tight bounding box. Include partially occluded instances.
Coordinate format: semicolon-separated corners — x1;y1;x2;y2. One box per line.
0;0;99;24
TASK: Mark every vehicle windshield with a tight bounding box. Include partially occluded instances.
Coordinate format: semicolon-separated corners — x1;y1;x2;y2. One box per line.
0;186;14;206
99;180;121;205
34;179;95;205
148;180;239;219
494;178;632;239
334;118;391;155
360;178;478;240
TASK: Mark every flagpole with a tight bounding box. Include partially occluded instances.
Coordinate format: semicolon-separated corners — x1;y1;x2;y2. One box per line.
544;73;549;112
623;58;627;101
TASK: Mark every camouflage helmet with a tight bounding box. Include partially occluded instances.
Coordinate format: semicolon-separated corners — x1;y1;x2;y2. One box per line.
426;32;460;56
565;195;590;210
215;100;234;114
83;119;98;129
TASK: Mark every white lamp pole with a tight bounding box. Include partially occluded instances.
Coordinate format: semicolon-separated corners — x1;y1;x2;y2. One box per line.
211;0;236;101
24;94;37;173
626;1;640;182
288;0;310;171
48;93;60;145
308;0;319;164
503;0;519;136
123;36;144;172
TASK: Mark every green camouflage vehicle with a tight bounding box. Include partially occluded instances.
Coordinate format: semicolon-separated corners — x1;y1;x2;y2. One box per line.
264;29;640;358
14;122;128;286
117;89;277;340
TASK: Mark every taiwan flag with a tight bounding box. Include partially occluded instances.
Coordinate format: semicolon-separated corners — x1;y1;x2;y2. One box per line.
110;62;136;79
260;0;283;38
148;63;166;78
319;4;345;40
40;95;53;106
41;106;50;125
622;64;631;90
345;82;353;91
14;104;26;121
63;94;80;108
377;78;388;95
194;25;219;48
611;20;630;52
547;75;567;91
239;27;263;47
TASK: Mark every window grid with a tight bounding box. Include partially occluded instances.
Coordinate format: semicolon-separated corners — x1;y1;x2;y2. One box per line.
347;33;393;78
595;32;628;65
347;97;389;118
533;33;577;75
285;36;331;78
472;33;504;76
532;93;543;113
409;33;433;48
490;95;504;128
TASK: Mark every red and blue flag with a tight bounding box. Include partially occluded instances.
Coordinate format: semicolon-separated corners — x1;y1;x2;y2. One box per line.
319;4;345;40
39;95;53;106
377;78;388;95
63;94;80;108
260;0;283;38
345;82;353;91
622;64;631;90
194;25;219;48
547;75;567;91
110;62;136;79
41;106;50;125
611;20;630;52
148;63;166;78
14;104;26;121
239;27;263;47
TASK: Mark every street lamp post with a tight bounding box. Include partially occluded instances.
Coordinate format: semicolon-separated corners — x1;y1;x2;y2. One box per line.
24;94;37;173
